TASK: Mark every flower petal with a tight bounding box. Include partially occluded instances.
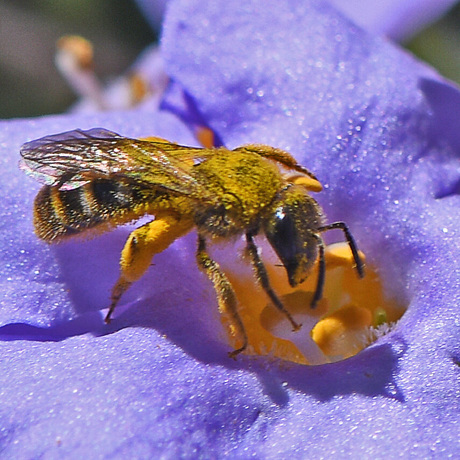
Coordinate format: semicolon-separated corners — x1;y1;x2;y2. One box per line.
161;0;460;454
2;0;460;456
329;0;459;41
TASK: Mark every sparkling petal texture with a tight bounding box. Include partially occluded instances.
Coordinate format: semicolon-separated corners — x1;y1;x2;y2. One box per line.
1;0;460;457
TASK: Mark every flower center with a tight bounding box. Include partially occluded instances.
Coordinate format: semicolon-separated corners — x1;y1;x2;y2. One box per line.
225;242;405;365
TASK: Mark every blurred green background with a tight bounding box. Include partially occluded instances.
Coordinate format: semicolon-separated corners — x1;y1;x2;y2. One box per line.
407;4;460;86
0;0;157;118
1;0;459;119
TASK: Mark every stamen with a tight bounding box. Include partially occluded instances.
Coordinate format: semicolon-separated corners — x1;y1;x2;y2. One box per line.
55;35;106;109
55;36;167;111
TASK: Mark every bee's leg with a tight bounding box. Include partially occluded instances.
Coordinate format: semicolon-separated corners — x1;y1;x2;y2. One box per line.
310;233;326;308
318;221;365;278
196;235;248;359
105;215;193;323
245;233;302;332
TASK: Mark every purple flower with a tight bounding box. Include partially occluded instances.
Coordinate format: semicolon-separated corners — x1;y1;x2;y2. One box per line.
2;0;460;456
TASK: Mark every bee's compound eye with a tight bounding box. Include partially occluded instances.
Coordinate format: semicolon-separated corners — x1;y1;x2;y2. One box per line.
267;207;298;268
264;186;322;287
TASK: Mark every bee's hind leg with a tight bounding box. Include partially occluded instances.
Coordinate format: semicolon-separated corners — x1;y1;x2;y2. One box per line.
105;279;131;323
196;235;248;359
105;215;193;323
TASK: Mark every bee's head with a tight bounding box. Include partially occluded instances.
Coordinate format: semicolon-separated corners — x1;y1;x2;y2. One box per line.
264;185;323;287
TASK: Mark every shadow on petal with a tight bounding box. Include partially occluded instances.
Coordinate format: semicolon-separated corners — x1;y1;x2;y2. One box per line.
255;339;407;406
0;314;102;341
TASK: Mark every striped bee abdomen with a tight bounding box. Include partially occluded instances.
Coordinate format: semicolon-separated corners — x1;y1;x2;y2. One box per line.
33;179;150;241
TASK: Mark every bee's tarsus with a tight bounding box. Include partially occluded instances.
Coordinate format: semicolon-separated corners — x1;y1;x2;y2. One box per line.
106;277;131;323
104;311;113;324
228;345;247;360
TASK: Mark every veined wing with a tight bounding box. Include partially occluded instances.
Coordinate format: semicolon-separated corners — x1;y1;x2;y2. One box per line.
20;128;214;200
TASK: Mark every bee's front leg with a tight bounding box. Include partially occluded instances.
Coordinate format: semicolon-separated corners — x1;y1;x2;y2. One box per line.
105;215;193;323
245;233;302;332
196;235;248;359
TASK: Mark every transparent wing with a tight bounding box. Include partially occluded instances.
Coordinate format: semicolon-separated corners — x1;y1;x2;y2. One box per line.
20;128;214;199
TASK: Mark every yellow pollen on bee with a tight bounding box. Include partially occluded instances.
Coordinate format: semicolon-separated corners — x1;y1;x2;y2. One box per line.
291;175;323;192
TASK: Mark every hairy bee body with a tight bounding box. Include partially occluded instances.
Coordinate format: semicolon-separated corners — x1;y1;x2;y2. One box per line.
34;179;178;241
191;149;286;238
34;147;287;241
20;128;364;358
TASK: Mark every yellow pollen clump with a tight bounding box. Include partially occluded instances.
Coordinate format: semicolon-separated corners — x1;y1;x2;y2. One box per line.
311;305;372;361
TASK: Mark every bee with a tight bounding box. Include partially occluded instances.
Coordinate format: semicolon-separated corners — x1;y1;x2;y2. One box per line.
20;128;364;358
